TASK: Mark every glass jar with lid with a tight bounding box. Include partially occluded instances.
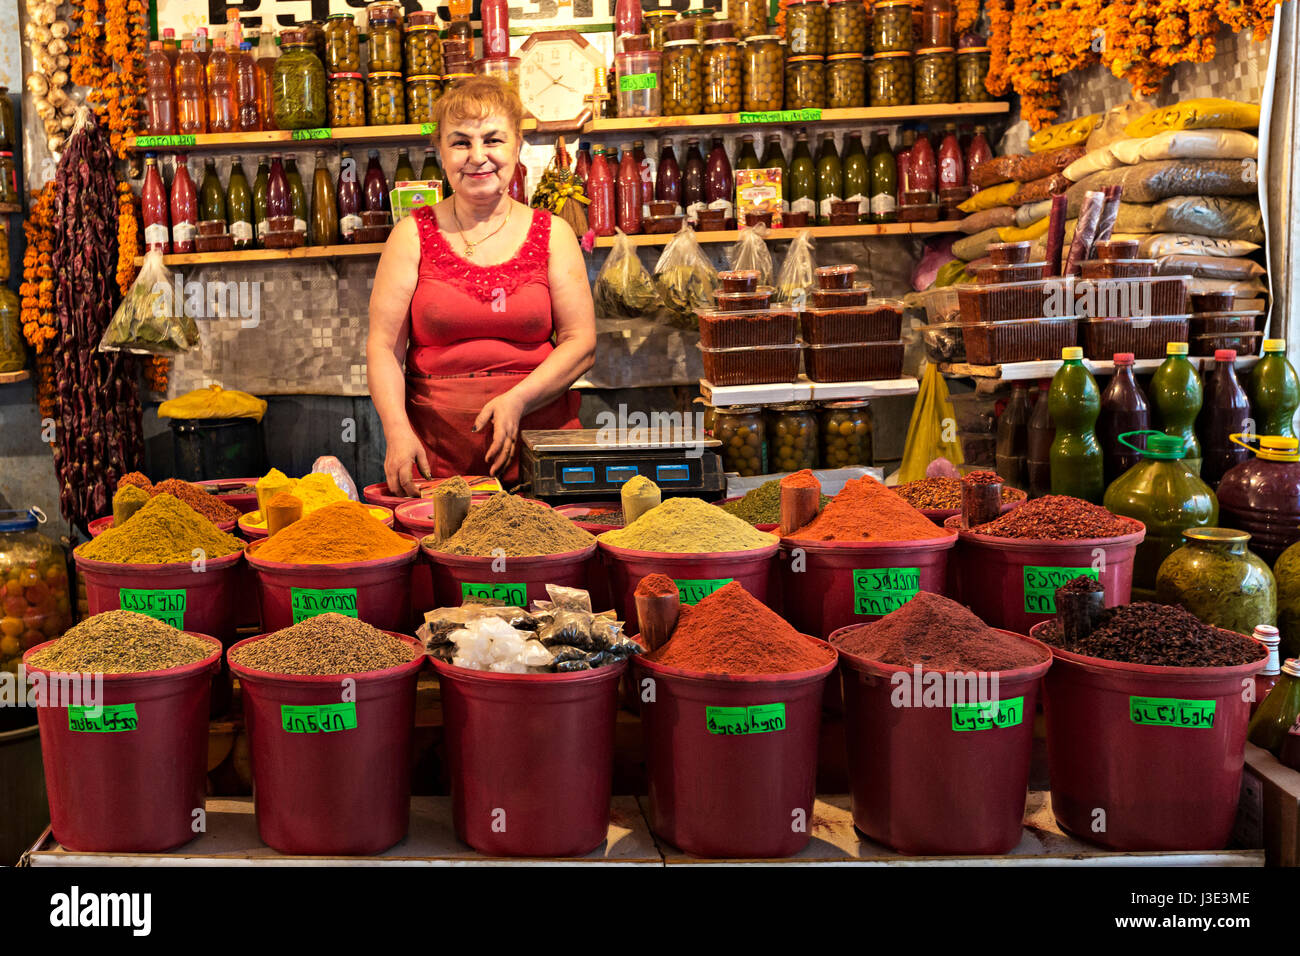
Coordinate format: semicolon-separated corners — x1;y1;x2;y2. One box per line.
301;19;329;67
869;51;912;107
767;402;819;472
826;53;865;108
731;0;768;39
704;38;743;114
957;44;991;101
786;0;828;55
873;0;915;53
366;2;403;72
0;220;9;282
1156;528;1277;638
0;152;17;204
712;405;767;477
405;10;443;76
406;74;443;123
616;49;662;117
324;13;361;72
0;87;14;149
742;35;784;111
785;55;825;110
643;10;678;50
366;71;406;125
272;29;327;129
922;0;954;48
328;72;366;127
914;47;955;103
0;508;72;678
662;39;704;116
679;8;715;44
0;286;23;373
827;0;867;54
820;400;873;467
475;56;521;100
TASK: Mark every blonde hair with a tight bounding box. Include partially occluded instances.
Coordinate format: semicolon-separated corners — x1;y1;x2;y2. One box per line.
432;75;525;144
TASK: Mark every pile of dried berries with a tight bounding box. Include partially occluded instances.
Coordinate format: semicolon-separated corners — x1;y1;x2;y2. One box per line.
970;495;1138;540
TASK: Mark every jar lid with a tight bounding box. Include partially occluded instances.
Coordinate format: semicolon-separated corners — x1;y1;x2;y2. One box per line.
788;54;825;63
407;10;439;25
959;46;991;53
823;399;871;409
876;0;913;7
445;71;474;79
1184;527;1251;546
746;34;782;42
786;0;824;5
684;7;714;15
407;73;441;82
407;21;440;30
704;36;739;45
0;509;40;532
827;52;864;60
643;9;677;17
327;12;356;20
716;404;763;414
664;37;702;47
872;51;912;59
916;46;956;55
477;55;521;67
330;71;365;80
368;70;403;78
768;401;817;411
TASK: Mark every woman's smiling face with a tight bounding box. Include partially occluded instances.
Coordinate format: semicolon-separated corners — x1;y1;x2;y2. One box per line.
440;114;518;203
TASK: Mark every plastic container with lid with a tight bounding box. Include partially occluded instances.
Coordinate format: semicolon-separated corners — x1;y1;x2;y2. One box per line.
958;277;1076;323
366;71;406;125
328;72;366;127
827;53;865;108
1079;258;1156;280
405;10;443;76
743;35;784;111
732;0;769;38
272;30;327;129
873;0;915;52
957;45;991;101
914;47;955;104
663;39;703;115
987;240;1032;264
704;38;742;113
699;341;802;386
785;55;826;109
820;400;873;467
766;402;819;472
786;0;828;55
714;288;774;312
698;308;799;349
1094;239;1141;260
324;12;361;72
1081;315;1190;361
476;56;521;99
806;341;905;382
810;287;871;308
973;262;1047;284
366;3;403;72
816;263;857;289
960;316;1079;365
827;0;868;54
801;299;903;345
0;509;71;679
869;52;912;107
711;405;767;476
1216;435;1300;563
615;49;663;117
405;74;442;123
718;270;761;293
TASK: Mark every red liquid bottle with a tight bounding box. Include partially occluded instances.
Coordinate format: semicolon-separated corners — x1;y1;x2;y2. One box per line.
141;155;171;254
656;138;682;212
614;0;643;50
364;150;390;213
895;128;914;207
145;40;176;134
337;148;361;243
481;0;510;58
587;146;616;236
617;145;642;234
1199;348;1252;486
169;156;198;253
509;161;527;202
267;153;291;221
938;125;964;190
682;137;706;224
574;143;591;185
966;124;993;193
633;141;651;220
910;132;936;200
1097;352;1151;485
705;135;734;228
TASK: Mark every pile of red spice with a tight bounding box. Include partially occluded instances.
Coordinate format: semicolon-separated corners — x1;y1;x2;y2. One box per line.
647;581;835;675
634;572;679;598
781;468;821;490
114;473;240;524
971;495;1137;540
789;476;953;542
830;592;1047;671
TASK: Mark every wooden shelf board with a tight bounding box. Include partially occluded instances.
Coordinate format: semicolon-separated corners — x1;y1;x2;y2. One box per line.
583;102;1010;134
597;221;956;247
126;121;537;152
0;202;22;214
0;369;31;385
133;242;387;267
701;375;919;405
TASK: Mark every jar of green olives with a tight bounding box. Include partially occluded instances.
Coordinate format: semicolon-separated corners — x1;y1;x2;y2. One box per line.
704;38;743;114
826;53;865;108
663;39;704;116
869;51;912;107
785;55;826;110
827;0;867;54
406;74;442;123
366;2;403;73
731;0;768;39
914;47;955;103
767;402;819;473
873;0;914;53
273;30;328;130
742;35;784;111
405;10;443;76
786;0;827;55
957;45;991;101
367;71;406;125
679;8;715;44
644;10;678;50
301;19;329;67
324;13;361;73
713;405;767;477
820;400;873;467
328;72;366;127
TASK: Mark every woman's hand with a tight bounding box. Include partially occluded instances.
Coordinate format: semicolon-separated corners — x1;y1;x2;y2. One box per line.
384;426;431;496
475;389;527;477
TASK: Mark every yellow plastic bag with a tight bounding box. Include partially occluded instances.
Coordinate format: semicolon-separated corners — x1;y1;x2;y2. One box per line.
157;384;268;422
1125;98;1260;138
997;216;1050;242
1029;113;1102;152
957;181;1019;213
897;364;964;483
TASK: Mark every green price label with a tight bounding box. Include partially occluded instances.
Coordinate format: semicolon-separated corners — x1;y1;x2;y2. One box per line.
706;703;787;735
952;696;1024;732
619;72;658;91
1023;566;1099;614
675;578;733;605
853;567;919;616
461;581;527;606
290;127;333;141
118;588;186;628
420;122;437;135
281;702;358;734
290;587;359;623
69;704;138;733
738;109;822;124
1130;695;1216;729
134;134;197;148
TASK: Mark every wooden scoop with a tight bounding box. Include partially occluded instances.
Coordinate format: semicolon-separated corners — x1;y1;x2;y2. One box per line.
433;486;472;540
635;587;680;652
266;495;303;537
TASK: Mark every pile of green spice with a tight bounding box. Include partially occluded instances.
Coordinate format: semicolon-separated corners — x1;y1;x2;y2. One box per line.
26;610;214;674
599;497;777;553
230;613;419;676
1039;602;1262;667
721;479;831;525
427;492;595;557
78;493;244;564
894;476;1027;511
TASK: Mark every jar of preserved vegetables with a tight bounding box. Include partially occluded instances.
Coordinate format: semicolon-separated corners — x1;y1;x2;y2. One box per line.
1156;528;1277;638
301;19;329;67
826;53;865;108
914;46;955;103
0;286;23;373
820;400;873;467
644;10;677;50
405;10;443;76
827;0;867;54
785;55;825;110
272;30;328;129
406;74;442;123
367;71;406;125
0;152;17;204
0;509;72;677
476;55;521;100
328;72;366;127
957;45;991;102
786;0;827;55
869;51;912;107
0;221;9;281
367;2;403;72
662;39;703;116
713;405;766;477
324;12;361;72
731;0;768;39
679;8;715;44
873;0;914;53
767;402;819;472
743;35;784;111
704;38;743;114
0;87;15;149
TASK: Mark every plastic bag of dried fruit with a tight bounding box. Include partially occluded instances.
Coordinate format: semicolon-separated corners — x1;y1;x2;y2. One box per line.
726;224;775;287
653;223;718;329
773;228;816;306
99;250;200;355
593;228;661;319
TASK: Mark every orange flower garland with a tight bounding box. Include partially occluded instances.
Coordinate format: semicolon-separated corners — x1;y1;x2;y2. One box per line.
19;185;56;354
116;180;138;296
71;0;108;95
146;355;171;395
956;0;981;33
102;0;148;158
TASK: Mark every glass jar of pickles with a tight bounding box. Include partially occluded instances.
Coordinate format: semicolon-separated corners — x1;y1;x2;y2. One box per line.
742;35;784;112
0;510;72;679
826;53;865;108
328;72;366;127
704;38;743;114
869;51;912;107
324;13;361;72
644;10;677;50
405;10;443;76
366;71;406;125
713;405;767;477
366;3;403;72
663;39;704;115
827;0;867;54
786;0;828;55
957;45;991;101
406;74;442;123
873;0;914;52
785;55;825;110
731;0;768;39
272;29;328;129
679;8;715;44
914;47;955;103
767;402;819;472
0;286;23;373
820;400;873;467
0;153;17;205
476;55;521;100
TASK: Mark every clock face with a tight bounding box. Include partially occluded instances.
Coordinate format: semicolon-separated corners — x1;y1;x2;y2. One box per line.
519;36;606;129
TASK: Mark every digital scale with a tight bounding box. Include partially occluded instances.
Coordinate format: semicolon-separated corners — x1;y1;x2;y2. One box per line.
519;429;727;502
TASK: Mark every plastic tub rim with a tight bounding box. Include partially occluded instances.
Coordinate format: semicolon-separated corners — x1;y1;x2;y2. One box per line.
634;634;838;686
227;630;426;688
831;625;1054;681
1028;621;1267;680
245;532;420;572
421;540;597;568
72;546;246;573
23;633;223;684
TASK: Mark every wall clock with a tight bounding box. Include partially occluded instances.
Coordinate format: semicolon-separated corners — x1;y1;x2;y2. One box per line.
518;30;608;132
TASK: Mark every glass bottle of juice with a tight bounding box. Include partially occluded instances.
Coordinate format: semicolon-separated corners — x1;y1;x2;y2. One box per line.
735;135;760;171
256;27;279;131
1251;339;1300;440
843;131;869;224
1151;341;1205;476
966;124;992;191
1248;658;1300;755
682;138;707;225
1252;625;1283;717
760;133;788;213
815;131;842;226
169;156;198;254
199;156;226;223
1097;352;1150;485
895;128;915;205
206;38;237;134
938;124;964;190
252;155;270;247
910;130;937;200
574;142;592;185
142;155;171;254
705;135;734;228
285;157;308;238
617;146;642;235
419;150;442;184
311;151;338;245
587;145;615;236
1199;348;1252;486
1049;347;1104;503
266;154;291;228
633;141;652;220
362;149;389;213
234;42;260;131
175;39;207;135
227;159;253;250
1027;381;1055;498
655;139;682;213
145;41;177;135
393;149;415;185
866;130;896;224
337;148;362;242
789;131;816;223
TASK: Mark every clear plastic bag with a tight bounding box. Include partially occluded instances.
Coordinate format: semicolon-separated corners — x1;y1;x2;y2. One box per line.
99;250;200;355
593;229;661;319
653;224;718;329
773;228;816;305
1152;254;1264;280
727;225;775;287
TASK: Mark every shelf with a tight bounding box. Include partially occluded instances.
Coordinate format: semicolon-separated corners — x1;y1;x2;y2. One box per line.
582;102;1010;134
133;243;387;267
701;375;919;405
0;202;21;215
597;221;957;247
0;369;31;385
125;121;537;153
942;354;1263;381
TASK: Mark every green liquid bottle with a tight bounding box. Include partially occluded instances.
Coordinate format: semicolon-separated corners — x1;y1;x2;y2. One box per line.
226;159;253;249
1251;338;1300;439
1048;346;1105;503
815;131;842;226
419;149;442;185
735;134;760;172
1151;341;1205;475
760;133;788;213
252;155;270;248
393;148;415;186
1249;659;1300;755
284;156;308;240
867;130;897;224
199;156;226;223
842;131;868;225
789;131;816;223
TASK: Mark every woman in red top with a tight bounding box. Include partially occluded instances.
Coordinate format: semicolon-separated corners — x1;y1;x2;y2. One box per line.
367;76;595;493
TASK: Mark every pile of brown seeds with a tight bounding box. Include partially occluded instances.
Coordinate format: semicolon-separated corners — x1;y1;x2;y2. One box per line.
230;613;419;676
26;610;214;674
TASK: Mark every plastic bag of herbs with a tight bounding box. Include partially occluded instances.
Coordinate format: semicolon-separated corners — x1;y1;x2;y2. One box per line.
773;228;816;306
726;224;775;287
593;229;661;319
99;250;200;354
652;223;718;330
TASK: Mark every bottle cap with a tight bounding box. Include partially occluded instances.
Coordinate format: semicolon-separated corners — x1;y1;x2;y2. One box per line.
150;40;162;50
1282;659;1300;678
1144;433;1186;459
1166;342;1189;355
1263;338;1286;352
1254;625;1280;642
1113;352;1134;365
1061;346;1083;360
1256;436;1300;461
163;28;175;38
1214;349;1237;361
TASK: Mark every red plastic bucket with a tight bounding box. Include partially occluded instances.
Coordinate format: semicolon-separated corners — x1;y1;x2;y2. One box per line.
196;477;261;514
24;634;221;852
600;539;779;635
238;504;393;540
422;542;597;610
713;496;777;532
633;643;836;857
944;515;1145;635
1032;622;1266;851
432;656;627;856
245;535;418;632
833;628;1052;854
393;497;549;536
554;501;624;534
363;478;504;509
89;514;237;537
228;631;425;855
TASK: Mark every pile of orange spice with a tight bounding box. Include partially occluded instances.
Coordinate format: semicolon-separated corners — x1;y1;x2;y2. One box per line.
256;500;413;564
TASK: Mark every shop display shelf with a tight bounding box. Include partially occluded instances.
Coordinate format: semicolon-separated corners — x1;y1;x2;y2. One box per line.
0;202;22;214
0;370;31;385
131;242;388;268
124;121;537;153
582;101;1010;134
941;354;1262;381
595;221;956;248
700;374;919;405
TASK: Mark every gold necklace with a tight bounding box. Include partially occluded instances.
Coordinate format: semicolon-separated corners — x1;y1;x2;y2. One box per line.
452;199;511;259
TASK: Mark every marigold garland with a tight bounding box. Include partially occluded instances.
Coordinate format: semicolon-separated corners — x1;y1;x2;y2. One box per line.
71;0;108;94
956;0;981;33
19;185;56;354
146;355;171;395
116;180;139;296
101;0;147;158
